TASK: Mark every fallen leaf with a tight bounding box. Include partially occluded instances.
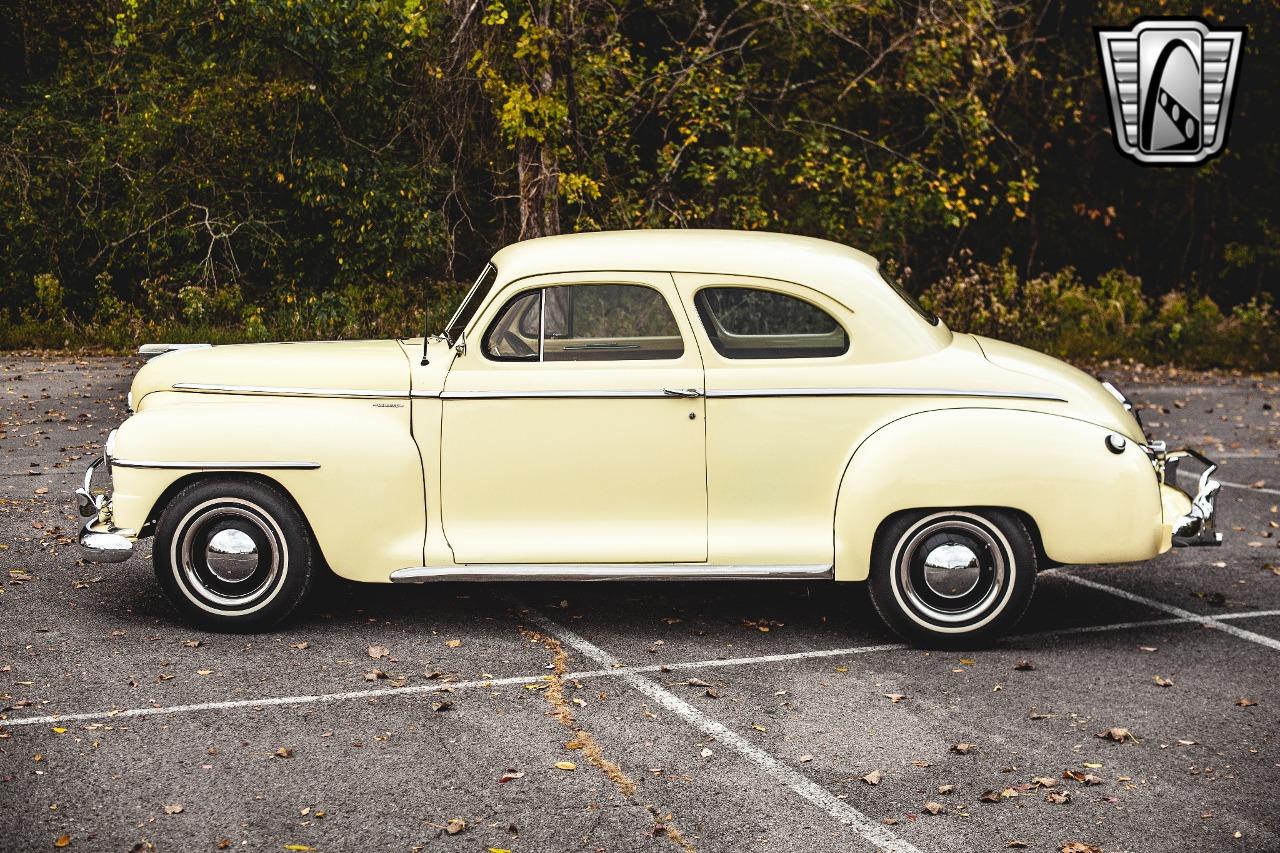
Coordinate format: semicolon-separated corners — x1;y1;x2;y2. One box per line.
937;784;955;795
700;747;713;758
54;835;70;848
430;699;452;712
1236;698;1258;707
682;678;712;687
1060;844;1102;853
367;645;390;659
498;770;524;783
979;790;1001;803
1007;842;1030;849
283;846;315;852
364;669;386;681
1013;660;1035;671
290;642;310;650
555;761;577;771
1138;645;1158;652
922;801;944;815
751;723;766;732
798;754;813;764
181;640;201;648
1045;790;1071;804
834;665;849;673
273;748;293;759
195;669;213;676
1153;675;1174;687
883;693;908;704
1062;769;1086;782
1095;726;1138;744
1032;776;1057;788
1083;773;1104;785
951;742;976;755
860;769;883;785
704;687;720;699
163;804;184;815
445;818;466;835
445;639;462;648
51;727;67;735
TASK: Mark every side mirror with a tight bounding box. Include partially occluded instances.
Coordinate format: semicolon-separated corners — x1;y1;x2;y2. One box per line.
454;331;466;357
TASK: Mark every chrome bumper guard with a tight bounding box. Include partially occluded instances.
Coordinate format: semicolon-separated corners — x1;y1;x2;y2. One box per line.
75;455;136;563
1148;443;1222;547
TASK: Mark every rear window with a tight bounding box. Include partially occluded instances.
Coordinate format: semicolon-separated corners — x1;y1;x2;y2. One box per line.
694;287;849;359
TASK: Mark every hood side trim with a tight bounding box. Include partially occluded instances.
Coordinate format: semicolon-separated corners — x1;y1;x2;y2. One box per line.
172;382;408;399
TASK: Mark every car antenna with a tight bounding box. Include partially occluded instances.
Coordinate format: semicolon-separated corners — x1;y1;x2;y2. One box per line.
420;287;430;366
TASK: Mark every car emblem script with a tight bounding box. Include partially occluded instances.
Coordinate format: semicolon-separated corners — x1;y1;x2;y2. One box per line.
1095;18;1245;166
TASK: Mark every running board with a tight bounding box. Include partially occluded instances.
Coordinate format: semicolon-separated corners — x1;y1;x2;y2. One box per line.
389;564;833;583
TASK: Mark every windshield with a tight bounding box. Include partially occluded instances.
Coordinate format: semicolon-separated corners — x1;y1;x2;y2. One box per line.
878;264;939;326
444;262;498;344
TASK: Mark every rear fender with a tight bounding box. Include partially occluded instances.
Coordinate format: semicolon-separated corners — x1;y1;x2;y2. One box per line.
833;408;1164;580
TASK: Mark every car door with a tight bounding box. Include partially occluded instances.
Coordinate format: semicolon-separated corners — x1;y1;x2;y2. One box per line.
439;271;708;564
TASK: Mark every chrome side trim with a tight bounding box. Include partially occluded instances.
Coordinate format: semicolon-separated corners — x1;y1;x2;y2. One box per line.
705;387;1068;402
112;459;321;471
439;389;679;400
173;382;408;399
434;387;1063;402
390;564;833;583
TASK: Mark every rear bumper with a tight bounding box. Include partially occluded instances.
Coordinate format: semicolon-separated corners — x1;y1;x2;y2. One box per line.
75;454;136;563
1149;444;1222;547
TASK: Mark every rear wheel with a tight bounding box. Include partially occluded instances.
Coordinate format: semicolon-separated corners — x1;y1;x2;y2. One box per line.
153;478;315;632
868;509;1036;648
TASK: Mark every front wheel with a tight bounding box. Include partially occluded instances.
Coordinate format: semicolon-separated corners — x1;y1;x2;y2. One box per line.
867;509;1036;648
153;478;316;632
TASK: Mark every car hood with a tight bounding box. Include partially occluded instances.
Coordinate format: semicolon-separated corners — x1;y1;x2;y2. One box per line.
972;335;1145;442
130;340;412;405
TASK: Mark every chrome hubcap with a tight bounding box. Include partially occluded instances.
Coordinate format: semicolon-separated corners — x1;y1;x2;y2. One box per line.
205;528;259;583
894;514;1010;627
921;543;981;599
172;499;286;613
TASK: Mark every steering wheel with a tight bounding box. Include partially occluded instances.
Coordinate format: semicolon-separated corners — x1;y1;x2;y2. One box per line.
497;330;536;359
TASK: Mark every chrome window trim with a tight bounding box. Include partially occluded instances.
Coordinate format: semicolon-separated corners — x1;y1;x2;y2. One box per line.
112;459;321;471
173;382;408;399
390;564;833;583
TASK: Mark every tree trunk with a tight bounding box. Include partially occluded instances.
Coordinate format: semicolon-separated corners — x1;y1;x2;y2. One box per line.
515;1;561;241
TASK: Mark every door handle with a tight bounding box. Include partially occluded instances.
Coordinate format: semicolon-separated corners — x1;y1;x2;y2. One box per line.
662;388;703;398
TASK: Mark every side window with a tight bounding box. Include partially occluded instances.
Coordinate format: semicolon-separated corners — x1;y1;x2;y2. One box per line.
482;290;541;361
694;287;849;359
483;284;685;362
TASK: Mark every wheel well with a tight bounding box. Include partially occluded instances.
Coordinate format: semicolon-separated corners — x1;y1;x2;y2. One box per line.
141;472;305;539
872;506;1057;571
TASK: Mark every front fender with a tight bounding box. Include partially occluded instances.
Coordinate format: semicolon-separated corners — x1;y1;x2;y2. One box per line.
110;393;425;582
833;408;1165;581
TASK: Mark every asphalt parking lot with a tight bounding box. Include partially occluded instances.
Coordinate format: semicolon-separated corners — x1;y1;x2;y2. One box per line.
1;355;1278;853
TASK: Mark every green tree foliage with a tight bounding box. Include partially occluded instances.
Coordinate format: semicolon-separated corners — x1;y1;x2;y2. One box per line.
0;0;1275;362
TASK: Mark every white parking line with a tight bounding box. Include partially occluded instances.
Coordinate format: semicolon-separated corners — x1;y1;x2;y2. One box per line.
1058;573;1280;652
1175;467;1280;496
6;607;1279;731
517;603;926;853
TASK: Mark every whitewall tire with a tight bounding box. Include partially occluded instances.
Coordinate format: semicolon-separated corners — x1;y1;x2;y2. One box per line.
868;509;1037;647
153;478;316;632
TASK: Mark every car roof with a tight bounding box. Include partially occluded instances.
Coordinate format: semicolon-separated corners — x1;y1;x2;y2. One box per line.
486;229;950;358
490;229;881;285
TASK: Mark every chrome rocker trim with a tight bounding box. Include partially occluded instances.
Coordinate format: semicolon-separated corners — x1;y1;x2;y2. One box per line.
1163;448;1223;547
76;455;136;563
389;564;833;583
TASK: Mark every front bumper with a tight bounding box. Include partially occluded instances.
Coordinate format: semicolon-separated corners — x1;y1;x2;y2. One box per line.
75;454;136;563
1148;443;1222;547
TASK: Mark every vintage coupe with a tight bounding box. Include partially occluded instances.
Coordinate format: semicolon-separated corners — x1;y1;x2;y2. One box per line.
77;230;1222;644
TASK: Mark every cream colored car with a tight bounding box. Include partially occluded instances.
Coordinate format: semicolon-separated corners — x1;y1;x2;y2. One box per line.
77;230;1222;644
